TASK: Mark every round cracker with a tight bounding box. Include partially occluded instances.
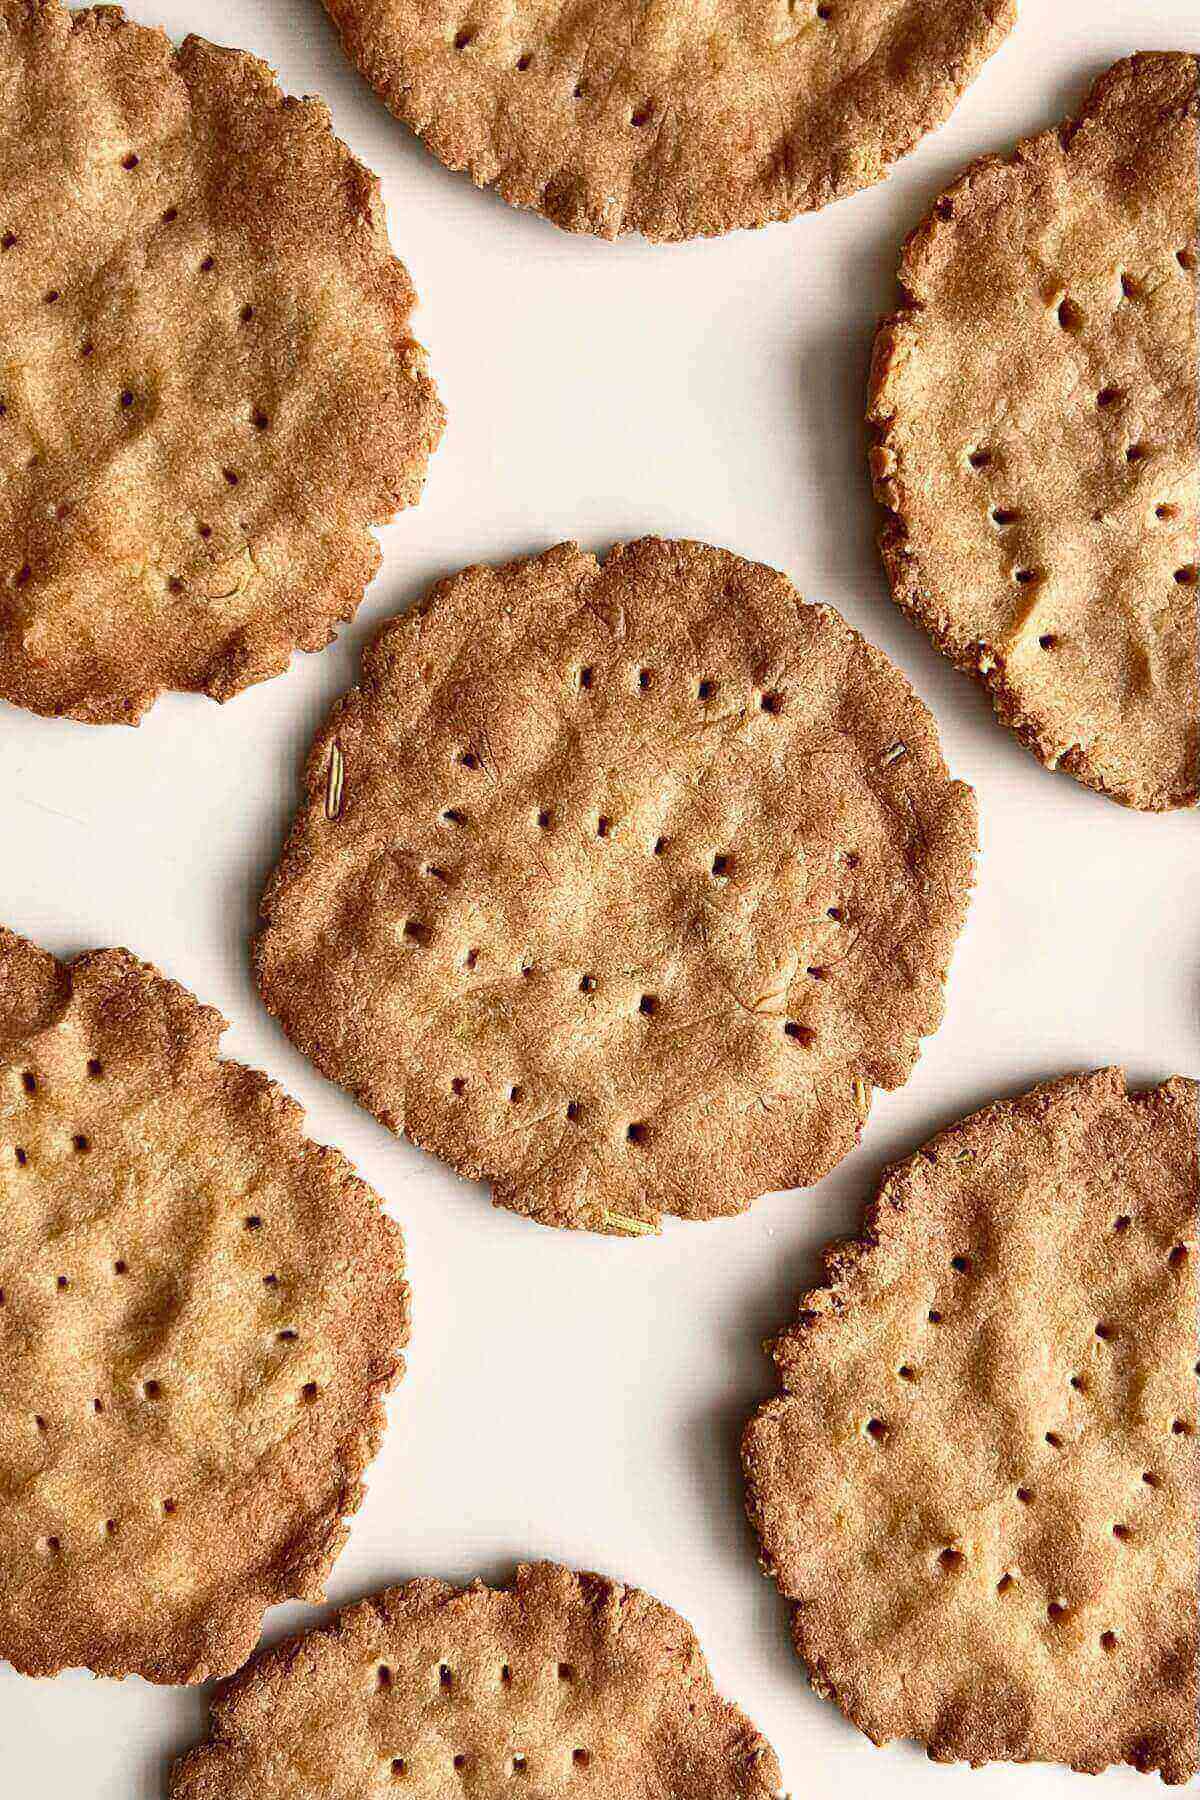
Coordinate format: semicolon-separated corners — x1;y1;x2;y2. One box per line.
0;0;444;724
319;0;1016;241
171;1561;783;1797
254;537;977;1235
0;927;409;1683
743;1068;1199;1781
869;54;1200;811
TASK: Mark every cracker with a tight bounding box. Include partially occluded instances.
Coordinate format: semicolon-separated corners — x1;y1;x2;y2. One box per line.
254;537;977;1235
743;1068;1199;1780
171;1561;784;1796
0;0;444;724
869;54;1200;811
319;0;1015;242
0;926;409;1683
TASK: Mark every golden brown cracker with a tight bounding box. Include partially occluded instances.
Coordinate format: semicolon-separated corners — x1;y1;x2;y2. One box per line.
0;0;444;723
171;1562;784;1797
0;926;409;1683
319;0;1016;241
870;54;1200;810
254;537;977;1235
743;1068;1199;1780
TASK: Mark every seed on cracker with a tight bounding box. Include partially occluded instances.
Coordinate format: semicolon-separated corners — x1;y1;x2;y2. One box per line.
170;1562;785;1797
743;1068;1199;1780
0;926;409;1683
870;53;1200;811
319;0;1015;241
0;0;443;724
254;537;977;1235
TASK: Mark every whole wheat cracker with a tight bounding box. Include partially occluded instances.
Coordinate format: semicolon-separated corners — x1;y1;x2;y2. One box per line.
0;927;409;1684
870;54;1200;811
171;1561;784;1797
0;0;444;724
743;1068;1199;1781
319;0;1016;242
254;537;977;1235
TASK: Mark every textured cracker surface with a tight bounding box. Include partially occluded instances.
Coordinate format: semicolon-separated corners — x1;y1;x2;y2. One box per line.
0;0;444;724
870;54;1200;811
0;927;410;1684
320;0;1016;241
254;537;978;1235
171;1561;784;1797
743;1069;1199;1781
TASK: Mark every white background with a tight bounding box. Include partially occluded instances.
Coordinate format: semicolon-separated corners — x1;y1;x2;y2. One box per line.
2;0;1198;1793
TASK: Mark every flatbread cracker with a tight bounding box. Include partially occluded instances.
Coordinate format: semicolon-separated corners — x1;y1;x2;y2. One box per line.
0;927;409;1683
870;54;1200;811
171;1561;784;1797
0;0;444;723
743;1069;1199;1780
319;0;1016;241
254;537;977;1235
